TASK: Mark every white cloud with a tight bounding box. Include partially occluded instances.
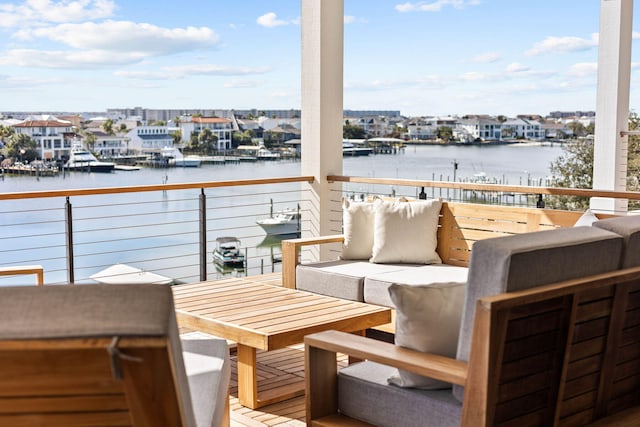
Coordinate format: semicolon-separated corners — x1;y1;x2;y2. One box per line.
459;71;493;81
0;48;145;68
567;62;597;77
473;51;500;63
224;79;262;88
115;65;271;80
257;12;291;28
633;31;640;39
526;33;598;56
14;20;219;55
0;0;115;28
344;15;355;24
395;0;480;13
506;62;530;73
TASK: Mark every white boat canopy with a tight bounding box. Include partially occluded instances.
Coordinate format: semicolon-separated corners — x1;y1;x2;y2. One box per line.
90;263;173;285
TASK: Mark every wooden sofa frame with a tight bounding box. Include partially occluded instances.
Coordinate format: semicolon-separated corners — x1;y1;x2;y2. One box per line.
281;202;612;290
305;265;640;426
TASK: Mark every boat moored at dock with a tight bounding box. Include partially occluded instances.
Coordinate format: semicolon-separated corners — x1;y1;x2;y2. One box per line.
65;149;115;173
213;237;246;267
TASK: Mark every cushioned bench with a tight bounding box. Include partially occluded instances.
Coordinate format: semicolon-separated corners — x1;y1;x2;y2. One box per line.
283;200;608;313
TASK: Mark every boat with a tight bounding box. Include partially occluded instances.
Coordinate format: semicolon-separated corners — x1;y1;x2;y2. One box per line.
256;207;301;236
161;147;201;167
256;147;281;161
212;237;246;267
342;141;373;156
65;149;115;173
89;263;174;284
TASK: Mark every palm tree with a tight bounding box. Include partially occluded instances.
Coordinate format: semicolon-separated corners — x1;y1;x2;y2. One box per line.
7;133;38;162
102;119;115;136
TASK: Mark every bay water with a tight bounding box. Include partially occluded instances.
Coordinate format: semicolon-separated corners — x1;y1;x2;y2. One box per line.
0;143;565;284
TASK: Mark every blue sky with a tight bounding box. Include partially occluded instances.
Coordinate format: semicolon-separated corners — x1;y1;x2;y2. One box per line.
0;0;638;117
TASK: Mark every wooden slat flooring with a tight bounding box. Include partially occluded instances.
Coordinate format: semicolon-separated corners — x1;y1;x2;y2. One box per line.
229;344;348;427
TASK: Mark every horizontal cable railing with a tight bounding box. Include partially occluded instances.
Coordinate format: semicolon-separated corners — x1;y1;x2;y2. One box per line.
329;175;640;211
0;176;313;286
4;174;640;286
300;174;640;266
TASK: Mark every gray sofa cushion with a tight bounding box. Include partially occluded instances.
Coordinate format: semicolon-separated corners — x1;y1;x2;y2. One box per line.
593;215;640;268
364;264;468;307
338;361;461;427
454;226;624;402
296;260;409;301
182;333;231;427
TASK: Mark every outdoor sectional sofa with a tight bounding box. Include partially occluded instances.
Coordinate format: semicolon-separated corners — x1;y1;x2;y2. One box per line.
281;199;610;332
303;213;640;426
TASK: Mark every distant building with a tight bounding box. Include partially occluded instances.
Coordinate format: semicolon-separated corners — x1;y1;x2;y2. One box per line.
456;117;502;142
179;117;234;150
501;118;544;140
126;125;174;155
11;115;74;160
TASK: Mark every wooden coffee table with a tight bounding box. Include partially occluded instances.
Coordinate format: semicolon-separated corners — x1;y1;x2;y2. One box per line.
172;277;391;409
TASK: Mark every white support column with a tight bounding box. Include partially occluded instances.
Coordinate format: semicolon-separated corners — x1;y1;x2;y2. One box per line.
301;0;344;261
592;0;633;214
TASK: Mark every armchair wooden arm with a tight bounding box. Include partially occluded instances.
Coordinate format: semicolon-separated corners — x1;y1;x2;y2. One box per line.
0;265;44;285
281;234;344;289
305;330;467;424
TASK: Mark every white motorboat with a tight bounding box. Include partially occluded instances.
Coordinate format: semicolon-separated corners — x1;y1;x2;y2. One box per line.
212;237;245;267
65;149;115;173
342;141;373;156
161;147;201;167
256;147;280;161
90;263;173;285
256;207;301;236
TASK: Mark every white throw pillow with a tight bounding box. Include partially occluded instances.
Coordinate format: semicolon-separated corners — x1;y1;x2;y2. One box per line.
341;198;376;260
388;282;466;389
370;199;442;264
574;209;598;227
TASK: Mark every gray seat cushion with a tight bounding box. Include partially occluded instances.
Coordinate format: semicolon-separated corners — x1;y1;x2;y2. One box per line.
593;215;640;268
338;361;461;427
454;226;623;401
296;260;409;301
182;333;230;427
364;264;468;307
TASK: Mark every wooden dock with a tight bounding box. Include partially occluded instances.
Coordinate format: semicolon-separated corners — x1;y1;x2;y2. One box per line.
2;165;60;176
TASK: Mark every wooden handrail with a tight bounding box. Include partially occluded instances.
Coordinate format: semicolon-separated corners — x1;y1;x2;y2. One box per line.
0;265;44;286
0;176;315;200
328;175;640;201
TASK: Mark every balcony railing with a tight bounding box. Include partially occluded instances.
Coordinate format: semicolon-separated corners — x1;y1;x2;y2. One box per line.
0;176;313;286
3;174;640;287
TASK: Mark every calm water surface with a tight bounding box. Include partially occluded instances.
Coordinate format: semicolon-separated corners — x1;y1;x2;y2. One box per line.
0;143;563;192
0;143;565;284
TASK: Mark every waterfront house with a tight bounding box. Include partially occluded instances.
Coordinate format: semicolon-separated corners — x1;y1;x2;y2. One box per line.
179;117;234;151
11;115;74;161
83;128;131;158
456;116;502;142
500;117;545;140
125;125;174;156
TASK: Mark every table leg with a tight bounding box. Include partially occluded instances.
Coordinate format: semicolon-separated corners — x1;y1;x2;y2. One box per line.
349;330;366;364
237;344;258;409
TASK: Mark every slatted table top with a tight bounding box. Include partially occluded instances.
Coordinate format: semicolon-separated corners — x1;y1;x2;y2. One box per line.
172;277;391;351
